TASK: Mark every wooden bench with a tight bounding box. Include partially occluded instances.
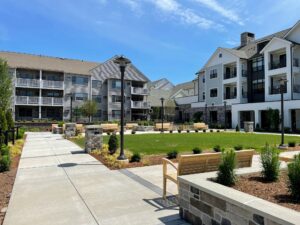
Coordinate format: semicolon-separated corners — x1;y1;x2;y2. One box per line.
193;122;208;130
162;150;254;198
125;123;138;130
155;123;172;131
100;123;119;132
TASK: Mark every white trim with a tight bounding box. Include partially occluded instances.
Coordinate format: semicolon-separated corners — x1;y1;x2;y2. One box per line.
259;37;292;54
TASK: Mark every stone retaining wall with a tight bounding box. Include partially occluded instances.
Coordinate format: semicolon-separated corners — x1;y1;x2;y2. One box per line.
178;173;300;225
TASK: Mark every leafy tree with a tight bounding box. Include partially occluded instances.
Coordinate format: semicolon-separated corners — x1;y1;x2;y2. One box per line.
6;110;14;129
80;100;97;122
0;110;7;131
0;59;12;111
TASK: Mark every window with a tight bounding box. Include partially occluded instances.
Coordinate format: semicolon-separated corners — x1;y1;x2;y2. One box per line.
74;93;88;101
72;76;88;85
112;95;122;103
202;76;205;83
252;56;264;72
210;88;218;97
92;95;101;103
92;80;102;88
112;80;121;89
219;53;222;58
95;110;101;117
112;110;121;118
210;69;218;79
202;92;205;100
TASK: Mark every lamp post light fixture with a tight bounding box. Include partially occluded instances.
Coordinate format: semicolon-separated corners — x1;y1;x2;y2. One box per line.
224;101;227;131
160;97;165;133
113;55;131;160
279;77;287;147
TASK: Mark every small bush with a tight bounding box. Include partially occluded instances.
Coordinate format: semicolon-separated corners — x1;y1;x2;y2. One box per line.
235;125;240;132
177;129;181;133
169;130;173;133
17;128;25;139
108;134;118;154
260;144;280;182
192;147;202;154
130;153;141;163
213;145;221;152
288;141;296;147
217;130;220;132
187;130;190;133
203;129;206;133
217;149;237;186
195;129;198;133
58;121;64;128
210;129;213;133
167;150;178;159
0;144;10;156
288;154;300;200
234;145;243;151
0;154;11;172
131;130;136;134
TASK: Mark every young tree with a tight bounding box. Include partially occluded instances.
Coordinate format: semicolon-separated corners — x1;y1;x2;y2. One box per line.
81;100;97;122
6;110;14;129
0;110;7;131
0;59;12;111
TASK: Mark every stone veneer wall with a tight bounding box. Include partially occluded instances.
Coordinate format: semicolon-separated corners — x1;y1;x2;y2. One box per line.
179;181;285;225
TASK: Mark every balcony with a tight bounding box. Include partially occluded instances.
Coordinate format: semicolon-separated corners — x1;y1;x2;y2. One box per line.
269;61;286;70
131;101;151;109
223;71;237;80
41;97;63;106
42;80;64;89
131;87;149;95
16;78;40;88
269;86;287;95
224;92;236;100
15;96;39;105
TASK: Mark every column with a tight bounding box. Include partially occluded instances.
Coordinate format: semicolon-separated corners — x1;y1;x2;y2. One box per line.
39;70;42;119
254;110;260;127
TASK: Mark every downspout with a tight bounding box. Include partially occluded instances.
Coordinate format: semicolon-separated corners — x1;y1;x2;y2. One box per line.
291;44;294;100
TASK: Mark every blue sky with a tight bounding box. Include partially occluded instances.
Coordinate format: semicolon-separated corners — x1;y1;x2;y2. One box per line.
0;0;299;84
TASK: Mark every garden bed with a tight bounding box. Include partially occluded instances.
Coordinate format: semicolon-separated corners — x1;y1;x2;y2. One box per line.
233;171;300;212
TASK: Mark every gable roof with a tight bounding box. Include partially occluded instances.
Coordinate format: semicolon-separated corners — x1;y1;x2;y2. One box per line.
259;37;292;54
0;51;99;75
284;20;300;39
90;56;150;82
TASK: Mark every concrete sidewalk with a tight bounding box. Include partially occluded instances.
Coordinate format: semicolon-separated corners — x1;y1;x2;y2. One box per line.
3;132;185;225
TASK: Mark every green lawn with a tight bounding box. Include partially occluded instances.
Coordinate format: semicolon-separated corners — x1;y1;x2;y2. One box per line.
72;132;300;155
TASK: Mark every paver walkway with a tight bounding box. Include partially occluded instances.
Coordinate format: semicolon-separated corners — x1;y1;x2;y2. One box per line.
3;132;185;225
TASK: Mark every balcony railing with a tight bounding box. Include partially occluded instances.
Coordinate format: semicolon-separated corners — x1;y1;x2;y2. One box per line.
15;96;39;105
269;61;286;70
269;86;287;95
16;78;40;88
42;80;64;89
223;72;237;80
41;97;63;106
224;92;236;100
131;87;149;95
131;101;151;109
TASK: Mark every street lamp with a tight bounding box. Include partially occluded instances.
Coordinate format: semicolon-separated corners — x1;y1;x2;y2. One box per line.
224;101;227;131
113;55;131;160
160;97;165;133
280;77;287;146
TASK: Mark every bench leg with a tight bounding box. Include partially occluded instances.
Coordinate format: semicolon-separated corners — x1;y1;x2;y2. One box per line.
163;177;167;199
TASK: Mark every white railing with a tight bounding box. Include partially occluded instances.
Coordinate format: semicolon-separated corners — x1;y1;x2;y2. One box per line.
131;87;149;95
42;80;64;89
41;97;63;106
15;96;39;105
16;78;40;88
131;101;151;109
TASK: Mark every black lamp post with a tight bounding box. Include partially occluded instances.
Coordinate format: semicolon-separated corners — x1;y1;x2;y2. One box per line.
113;56;131;160
224;101;227;131
280;78;287;146
160;98;165;132
205;103;207;124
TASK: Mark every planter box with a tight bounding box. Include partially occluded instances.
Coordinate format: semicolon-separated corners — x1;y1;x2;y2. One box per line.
178;168;300;225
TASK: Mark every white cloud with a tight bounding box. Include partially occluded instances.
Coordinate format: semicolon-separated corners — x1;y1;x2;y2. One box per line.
192;0;243;25
149;0;216;29
120;0;142;14
225;40;238;46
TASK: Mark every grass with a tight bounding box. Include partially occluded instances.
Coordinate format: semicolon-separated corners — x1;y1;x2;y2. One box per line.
71;132;300;155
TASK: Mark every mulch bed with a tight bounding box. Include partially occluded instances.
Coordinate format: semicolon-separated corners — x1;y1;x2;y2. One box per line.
0;155;21;225
233;171;300;212
90;153;178;170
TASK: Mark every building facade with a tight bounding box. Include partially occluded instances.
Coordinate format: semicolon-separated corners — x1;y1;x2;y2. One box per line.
0;52;150;122
180;20;300;131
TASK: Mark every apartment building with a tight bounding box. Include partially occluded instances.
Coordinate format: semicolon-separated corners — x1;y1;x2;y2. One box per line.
180;20;300;131
0;51;150;122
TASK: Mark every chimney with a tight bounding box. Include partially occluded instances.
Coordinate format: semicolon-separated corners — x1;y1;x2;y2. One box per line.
240;32;255;46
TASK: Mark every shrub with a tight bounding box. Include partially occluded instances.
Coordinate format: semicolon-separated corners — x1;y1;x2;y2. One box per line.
130;153;141;163
195;129;198;133
288;141;296;147
288;154;300;200
0;110;7;131
169;130;173;133
131;130;136;134
177;129;181;133
187;130;190;133
0;154;10;172
107;132;111;135
17;128;25;139
6;110;14;129
167;150;178;159
217;130;220;132
260;144;280;182
210;129;213;133
217;149;237;186
58;121;64;128
0;144;9;156
108;134;118;154
234;145;243;151
192;147;202;154
203;130;206;133
213;145;221;152
235;125;240;132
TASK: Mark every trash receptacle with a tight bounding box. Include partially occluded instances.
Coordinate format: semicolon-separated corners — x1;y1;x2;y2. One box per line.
244;121;254;133
85;125;103;153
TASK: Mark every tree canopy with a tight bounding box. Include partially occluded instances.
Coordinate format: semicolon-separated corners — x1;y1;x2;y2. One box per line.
0;59;12;111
